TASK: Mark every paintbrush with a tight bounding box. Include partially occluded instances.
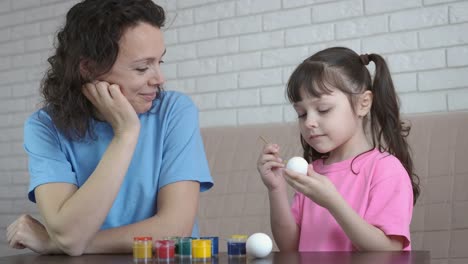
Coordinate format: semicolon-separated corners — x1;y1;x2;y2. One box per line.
258;135;287;164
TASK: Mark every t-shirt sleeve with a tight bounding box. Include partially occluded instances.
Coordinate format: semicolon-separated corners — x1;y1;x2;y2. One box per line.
291;192;304;226
364;155;414;249
24;112;77;203
158;94;213;192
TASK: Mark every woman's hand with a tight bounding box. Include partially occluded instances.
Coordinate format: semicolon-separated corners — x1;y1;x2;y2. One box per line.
283;164;341;209
6;214;59;254
82;81;140;137
257;143;287;192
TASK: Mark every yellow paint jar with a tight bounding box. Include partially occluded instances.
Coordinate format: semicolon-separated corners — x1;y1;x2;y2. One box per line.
133;236;153;261
192;239;212;260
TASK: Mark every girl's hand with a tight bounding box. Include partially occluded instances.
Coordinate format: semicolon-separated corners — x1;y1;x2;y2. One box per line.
6;214;59;254
257;143;286;192
283;164;341;209
82;81;140;137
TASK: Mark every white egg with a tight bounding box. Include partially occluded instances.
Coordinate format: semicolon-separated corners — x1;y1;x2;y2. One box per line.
286;156;308;174
246;233;273;258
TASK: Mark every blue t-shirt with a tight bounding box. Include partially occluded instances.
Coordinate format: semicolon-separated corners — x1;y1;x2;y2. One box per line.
24;91;213;236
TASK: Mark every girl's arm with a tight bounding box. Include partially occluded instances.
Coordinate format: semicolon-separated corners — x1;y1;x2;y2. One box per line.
328;195;404;251
268;189;300;251
257;143;299;251
328;158;412;251
283;166;405;251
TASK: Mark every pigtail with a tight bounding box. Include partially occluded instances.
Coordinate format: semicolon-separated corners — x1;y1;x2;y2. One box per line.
368;54;420;204
287;47;420;204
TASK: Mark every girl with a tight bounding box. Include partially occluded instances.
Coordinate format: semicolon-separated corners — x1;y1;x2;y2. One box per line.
257;47;420;251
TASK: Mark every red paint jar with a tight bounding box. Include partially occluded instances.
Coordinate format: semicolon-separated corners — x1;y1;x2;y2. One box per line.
155;239;176;260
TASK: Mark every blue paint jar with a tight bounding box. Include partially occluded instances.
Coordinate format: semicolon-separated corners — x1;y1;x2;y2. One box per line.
227;235;247;258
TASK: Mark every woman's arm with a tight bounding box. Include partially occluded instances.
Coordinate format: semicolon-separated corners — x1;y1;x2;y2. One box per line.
83;181;200;253
34;81;141;255
7;181;199;255
35;130;139;256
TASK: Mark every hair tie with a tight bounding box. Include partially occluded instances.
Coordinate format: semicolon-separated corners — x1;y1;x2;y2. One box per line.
359;54;370;65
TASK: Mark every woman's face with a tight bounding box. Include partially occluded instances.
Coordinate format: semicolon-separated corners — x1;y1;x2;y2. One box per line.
98;22;166;114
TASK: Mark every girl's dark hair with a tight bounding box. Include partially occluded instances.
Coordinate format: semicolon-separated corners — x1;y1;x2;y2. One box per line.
286;47;420;204
41;0;166;140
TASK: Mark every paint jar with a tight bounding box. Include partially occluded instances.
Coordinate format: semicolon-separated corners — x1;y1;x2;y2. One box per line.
227;235;247;258
155;239;176;260
163;236;180;256
133;236;153;262
178;237;192;259
200;236;219;257
192;239;212;260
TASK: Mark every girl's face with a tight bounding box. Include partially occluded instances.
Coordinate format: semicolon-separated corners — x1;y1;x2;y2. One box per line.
293;86;368;161
98;22;166;114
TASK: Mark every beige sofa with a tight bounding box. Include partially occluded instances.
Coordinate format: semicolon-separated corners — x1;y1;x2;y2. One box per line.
198;111;468;264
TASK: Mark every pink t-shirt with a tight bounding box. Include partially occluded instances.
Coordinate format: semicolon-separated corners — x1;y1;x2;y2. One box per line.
291;149;413;251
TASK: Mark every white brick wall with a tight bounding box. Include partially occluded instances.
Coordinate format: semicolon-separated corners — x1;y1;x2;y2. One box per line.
219;15;262;36
1;0;467;257
312;0;363;22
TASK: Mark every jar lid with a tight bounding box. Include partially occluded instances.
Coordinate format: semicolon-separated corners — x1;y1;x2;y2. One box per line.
155;239;176;246
231;234;248;240
134;236;152;241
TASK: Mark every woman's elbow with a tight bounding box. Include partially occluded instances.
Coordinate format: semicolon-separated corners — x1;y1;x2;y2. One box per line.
56;236;86;256
50;230;87;256
63;247;85;257
46;220;91;256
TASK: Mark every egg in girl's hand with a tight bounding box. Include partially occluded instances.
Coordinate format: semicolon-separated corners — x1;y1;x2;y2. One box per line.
286;156;308;174
246;233;273;258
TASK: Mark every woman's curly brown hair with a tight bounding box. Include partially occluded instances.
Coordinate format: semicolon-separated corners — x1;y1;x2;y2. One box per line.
41;0;165;140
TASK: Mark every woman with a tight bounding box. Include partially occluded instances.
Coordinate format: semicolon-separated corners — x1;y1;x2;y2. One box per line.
6;0;213;256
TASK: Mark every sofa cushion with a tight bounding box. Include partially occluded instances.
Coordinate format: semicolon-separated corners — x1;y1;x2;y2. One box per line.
199;111;468;262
